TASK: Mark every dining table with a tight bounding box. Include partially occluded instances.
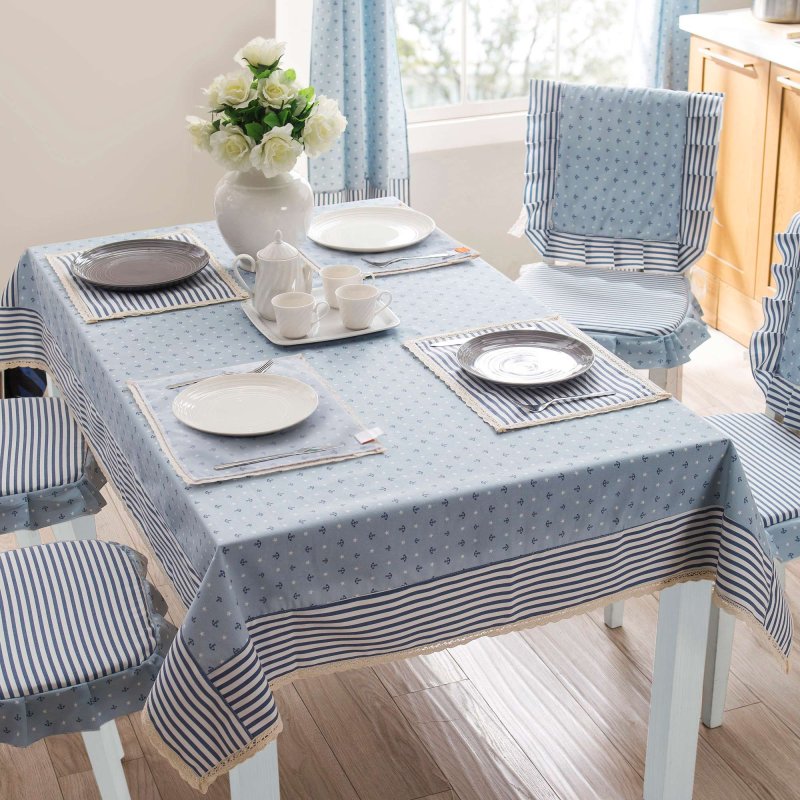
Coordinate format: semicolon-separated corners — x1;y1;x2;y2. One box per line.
0;202;791;800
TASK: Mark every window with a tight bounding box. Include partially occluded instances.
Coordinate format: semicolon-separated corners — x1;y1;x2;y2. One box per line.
396;0;638;123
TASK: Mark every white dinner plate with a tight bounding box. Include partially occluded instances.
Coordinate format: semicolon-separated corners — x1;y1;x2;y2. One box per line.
307;206;436;252
172;373;318;437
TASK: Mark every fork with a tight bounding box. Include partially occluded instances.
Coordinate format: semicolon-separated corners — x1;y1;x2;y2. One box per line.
166;359;273;390
510;390;617;413
361;249;472;268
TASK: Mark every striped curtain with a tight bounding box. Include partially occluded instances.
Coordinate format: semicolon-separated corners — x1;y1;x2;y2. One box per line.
631;0;699;90
309;0;410;205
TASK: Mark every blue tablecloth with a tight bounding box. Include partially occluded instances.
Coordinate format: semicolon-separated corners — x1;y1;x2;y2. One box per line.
2;208;791;791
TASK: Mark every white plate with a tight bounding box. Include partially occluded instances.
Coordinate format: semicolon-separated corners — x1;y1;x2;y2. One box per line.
242;287;400;346
172;373;318;436
307;206;436;252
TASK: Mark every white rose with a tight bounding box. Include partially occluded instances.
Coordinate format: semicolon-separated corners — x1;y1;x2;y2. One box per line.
257;70;299;108
210;126;254;171
235;37;286;68
185;116;214;152
205;71;255;109
302;96;347;158
249;124;302;178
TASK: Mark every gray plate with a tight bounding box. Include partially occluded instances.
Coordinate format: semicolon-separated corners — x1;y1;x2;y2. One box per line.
71;239;209;291
456;330;595;386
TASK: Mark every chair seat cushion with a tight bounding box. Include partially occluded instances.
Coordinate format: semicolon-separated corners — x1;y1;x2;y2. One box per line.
0;540;175;745
0;398;105;532
709;414;800;554
515;263;709;370
516;263;692;336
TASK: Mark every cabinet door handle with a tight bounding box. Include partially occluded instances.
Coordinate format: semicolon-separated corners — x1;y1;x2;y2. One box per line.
777;75;800;92
698;47;754;70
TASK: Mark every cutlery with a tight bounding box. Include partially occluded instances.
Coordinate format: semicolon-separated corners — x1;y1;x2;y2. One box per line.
510;390;617;413
166;359;273;390
214;444;339;471
361;248;475;268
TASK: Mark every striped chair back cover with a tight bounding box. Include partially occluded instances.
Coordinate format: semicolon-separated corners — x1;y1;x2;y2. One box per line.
751;212;800;430
523;80;724;274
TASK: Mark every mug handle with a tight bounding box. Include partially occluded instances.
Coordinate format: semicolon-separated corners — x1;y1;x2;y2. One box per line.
313;300;330;323
374;290;392;315
232;254;256;290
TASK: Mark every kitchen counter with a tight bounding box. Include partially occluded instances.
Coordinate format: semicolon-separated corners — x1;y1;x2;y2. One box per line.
680;8;800;71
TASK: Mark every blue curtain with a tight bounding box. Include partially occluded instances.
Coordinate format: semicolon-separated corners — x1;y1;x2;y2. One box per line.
309;0;410;205
633;0;699;90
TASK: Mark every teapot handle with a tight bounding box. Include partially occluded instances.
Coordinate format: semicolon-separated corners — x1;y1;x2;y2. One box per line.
300;261;313;293
232;254;255;292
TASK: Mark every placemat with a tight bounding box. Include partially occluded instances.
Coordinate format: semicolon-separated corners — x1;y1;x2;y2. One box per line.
128;355;383;485
47;229;249;323
405;317;670;432
299;198;479;277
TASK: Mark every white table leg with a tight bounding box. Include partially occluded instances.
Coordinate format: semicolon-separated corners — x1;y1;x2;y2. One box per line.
51;513;97;542
82;721;132;800
701;603;735;728
229;740;279;800
604;600;625;628
644;580;712;800
14;529;42;548
648;366;683;400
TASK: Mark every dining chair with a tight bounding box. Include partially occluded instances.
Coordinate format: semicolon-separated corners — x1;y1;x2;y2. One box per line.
1;391;176;798
515;80;724;399
0;395;106;541
0;537;175;800
514;80;724;630
701;211;800;728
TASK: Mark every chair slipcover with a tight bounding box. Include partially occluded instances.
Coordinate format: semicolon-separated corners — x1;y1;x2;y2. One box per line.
709;413;800;562
516;263;708;369
0;397;105;533
0;539;175;745
708;212;800;562
516;81;724;369
751;213;800;430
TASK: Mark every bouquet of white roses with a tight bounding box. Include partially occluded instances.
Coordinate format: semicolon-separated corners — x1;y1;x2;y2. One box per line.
186;37;347;178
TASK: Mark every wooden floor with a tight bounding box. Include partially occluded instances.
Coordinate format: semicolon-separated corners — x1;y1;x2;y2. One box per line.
3;329;799;800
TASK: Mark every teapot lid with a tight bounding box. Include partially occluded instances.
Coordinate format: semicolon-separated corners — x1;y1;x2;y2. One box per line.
258;230;301;262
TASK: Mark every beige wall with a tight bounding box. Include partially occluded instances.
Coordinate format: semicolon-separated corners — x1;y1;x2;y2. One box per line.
0;0;748;286
0;0;275;283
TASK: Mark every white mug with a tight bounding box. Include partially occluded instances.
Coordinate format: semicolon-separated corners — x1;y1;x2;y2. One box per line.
271;291;329;339
320;264;373;309
335;284;392;331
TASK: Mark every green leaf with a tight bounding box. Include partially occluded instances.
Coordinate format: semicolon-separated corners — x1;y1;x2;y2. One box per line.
263;110;281;128
245;122;265;141
299;86;315;101
278;107;291;125
283;68;296;82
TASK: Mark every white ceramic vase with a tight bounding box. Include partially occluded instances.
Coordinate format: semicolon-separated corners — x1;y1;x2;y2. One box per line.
213;169;313;259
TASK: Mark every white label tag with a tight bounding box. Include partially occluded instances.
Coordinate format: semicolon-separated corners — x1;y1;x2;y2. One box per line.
355;427;383;444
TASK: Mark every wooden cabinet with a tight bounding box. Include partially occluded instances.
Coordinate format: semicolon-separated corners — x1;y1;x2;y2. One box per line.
757;65;800;296
688;36;800;345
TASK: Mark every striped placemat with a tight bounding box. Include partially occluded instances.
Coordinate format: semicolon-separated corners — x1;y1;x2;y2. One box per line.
47;229;249;323
405;317;670;432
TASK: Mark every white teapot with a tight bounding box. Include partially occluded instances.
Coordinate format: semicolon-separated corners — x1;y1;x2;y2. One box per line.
234;230;313;321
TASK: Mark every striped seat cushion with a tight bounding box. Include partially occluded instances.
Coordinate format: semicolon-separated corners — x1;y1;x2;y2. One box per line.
1;398;86;496
0;539;159;699
516;263;692;337
709;413;800;529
